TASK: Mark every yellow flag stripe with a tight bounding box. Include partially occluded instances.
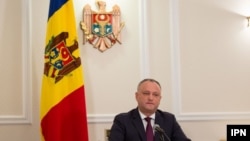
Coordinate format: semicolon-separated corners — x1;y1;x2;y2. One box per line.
40;0;84;118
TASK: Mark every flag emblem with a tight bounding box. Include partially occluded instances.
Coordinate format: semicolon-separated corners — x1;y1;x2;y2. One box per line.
44;32;81;83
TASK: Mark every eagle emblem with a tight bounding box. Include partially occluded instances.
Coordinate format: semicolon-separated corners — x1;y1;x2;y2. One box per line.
80;0;125;52
44;32;81;83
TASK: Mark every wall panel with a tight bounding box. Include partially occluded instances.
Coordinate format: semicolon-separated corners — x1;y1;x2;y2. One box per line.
172;0;250;120
0;0;32;124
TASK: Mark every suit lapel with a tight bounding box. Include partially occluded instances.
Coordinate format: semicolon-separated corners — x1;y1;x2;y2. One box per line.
154;111;165;141
131;109;147;141
155;111;164;126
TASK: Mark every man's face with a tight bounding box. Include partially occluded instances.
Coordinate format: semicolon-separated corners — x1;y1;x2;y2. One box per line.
136;81;162;116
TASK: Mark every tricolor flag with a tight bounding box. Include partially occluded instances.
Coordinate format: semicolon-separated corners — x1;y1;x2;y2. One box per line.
40;0;89;141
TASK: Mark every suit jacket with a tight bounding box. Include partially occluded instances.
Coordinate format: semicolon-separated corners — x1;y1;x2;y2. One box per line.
109;108;191;141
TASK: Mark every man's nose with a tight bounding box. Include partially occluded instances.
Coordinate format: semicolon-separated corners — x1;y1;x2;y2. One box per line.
148;94;154;99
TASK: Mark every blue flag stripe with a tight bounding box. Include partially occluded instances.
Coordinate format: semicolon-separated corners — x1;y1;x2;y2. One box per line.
48;0;68;20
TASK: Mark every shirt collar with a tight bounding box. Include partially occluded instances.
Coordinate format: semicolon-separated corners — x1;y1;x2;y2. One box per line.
138;109;155;120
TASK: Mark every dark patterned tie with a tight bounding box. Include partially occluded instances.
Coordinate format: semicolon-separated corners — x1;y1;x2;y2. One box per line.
145;117;154;141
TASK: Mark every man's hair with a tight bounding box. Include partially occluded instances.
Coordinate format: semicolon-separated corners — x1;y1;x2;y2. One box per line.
137;78;161;90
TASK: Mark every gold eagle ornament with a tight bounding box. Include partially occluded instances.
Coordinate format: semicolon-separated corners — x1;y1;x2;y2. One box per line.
80;0;125;52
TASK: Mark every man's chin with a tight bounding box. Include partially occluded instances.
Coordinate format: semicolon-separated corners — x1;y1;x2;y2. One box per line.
145;107;156;112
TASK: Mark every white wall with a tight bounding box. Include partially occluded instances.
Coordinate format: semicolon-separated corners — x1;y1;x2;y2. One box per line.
0;0;250;141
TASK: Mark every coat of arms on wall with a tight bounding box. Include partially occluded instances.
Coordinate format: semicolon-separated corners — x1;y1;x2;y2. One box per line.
80;0;125;52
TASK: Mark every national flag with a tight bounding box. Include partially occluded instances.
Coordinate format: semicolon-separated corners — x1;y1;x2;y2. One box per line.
40;0;89;140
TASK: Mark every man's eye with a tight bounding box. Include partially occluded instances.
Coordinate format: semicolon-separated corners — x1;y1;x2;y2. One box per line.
153;93;160;97
142;92;150;95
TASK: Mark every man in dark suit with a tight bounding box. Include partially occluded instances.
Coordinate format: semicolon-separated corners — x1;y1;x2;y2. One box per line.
109;78;191;141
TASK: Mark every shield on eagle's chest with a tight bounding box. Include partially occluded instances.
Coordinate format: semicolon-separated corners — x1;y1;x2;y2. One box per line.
92;13;113;37
49;41;74;70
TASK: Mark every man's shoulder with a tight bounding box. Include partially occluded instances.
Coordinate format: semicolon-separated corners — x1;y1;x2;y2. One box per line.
156;109;176;118
114;108;138;119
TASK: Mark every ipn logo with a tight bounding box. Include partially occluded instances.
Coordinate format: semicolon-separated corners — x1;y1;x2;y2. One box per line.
231;129;246;136
227;125;250;141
